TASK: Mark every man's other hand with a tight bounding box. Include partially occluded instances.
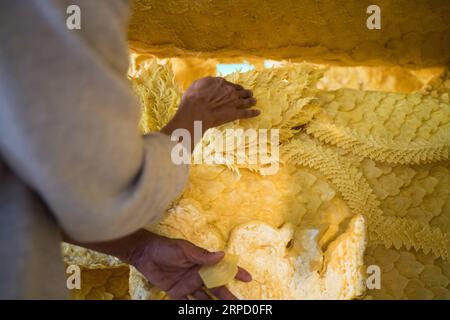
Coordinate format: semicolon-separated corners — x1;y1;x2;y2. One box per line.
130;232;252;300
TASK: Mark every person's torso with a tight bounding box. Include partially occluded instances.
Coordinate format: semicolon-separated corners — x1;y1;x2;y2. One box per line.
0;160;67;299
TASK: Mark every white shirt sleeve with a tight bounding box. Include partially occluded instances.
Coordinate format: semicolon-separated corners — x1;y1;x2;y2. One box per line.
0;0;189;242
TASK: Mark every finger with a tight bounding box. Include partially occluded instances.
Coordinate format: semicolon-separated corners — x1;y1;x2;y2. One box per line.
213;108;242;124
171;295;190;300
237;89;253;99
213;107;260;125
236;108;260;119
182;241;225;265
210;286;238;300
225;80;244;91
192;289;212;300
213;85;239;105
167;267;204;299
239;97;257;108
235;267;252;282
215;76;227;83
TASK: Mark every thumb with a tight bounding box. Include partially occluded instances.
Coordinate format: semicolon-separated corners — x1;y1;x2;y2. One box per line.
183;242;224;265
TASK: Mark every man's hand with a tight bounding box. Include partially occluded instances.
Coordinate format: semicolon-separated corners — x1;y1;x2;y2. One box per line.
65;229;252;300
129;232;251;300
161;77;259;150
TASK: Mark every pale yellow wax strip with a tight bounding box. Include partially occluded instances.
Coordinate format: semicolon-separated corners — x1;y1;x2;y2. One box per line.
199;254;239;289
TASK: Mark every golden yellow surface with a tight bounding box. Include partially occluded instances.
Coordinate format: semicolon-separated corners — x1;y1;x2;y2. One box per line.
62;244;131;300
128;0;450;67
62;59;450;299
64;265;130;300
130;55;446;94
68;8;450;296
365;246;450;299
125;61;450;300
317;66;444;93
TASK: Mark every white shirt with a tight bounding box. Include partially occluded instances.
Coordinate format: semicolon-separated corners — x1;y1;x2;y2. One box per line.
0;0;189;298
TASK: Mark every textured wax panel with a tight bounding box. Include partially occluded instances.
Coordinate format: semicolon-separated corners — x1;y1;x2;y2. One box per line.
62;244;130;300
128;0;450;67
130;55;447;94
67;266;130;300
317;66;445;93
133;63;369;299
307;89;450;164
130;59;181;133
62;60;450;299
130;61;450;299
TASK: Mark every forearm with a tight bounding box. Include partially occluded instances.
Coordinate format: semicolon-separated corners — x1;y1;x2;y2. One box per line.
63;229;155;265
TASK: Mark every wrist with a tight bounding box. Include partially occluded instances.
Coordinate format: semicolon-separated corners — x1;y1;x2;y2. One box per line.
64;229;157;266
161;108;200;152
